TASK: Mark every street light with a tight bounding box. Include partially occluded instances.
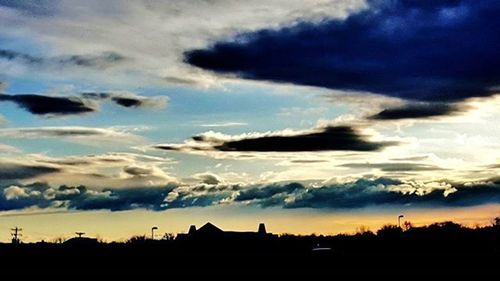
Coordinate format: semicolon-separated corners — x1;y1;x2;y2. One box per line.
398;215;404;228
151;226;158;240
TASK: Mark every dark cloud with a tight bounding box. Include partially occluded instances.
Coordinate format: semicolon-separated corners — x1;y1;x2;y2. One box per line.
485;164;500;169
1;177;499;211
0;49;42;64
290;159;328;164
163;76;200;86
185;0;500;102
341;162;445;172
369;103;465;120
390;155;429;162
156;126;398;153
0;183;176;211
190;183;240;193
67;186;174;211
0;127;125;138
236;178;500;209
0;91;167;116
37;159;94;166
0;182;230;211
0;162;60;180
0;94;95;116
0;49;127;69
235;182;304;201
123;166;154;176
81;92;167;109
110;96;142;107
215;126;395;152
163;192;230;209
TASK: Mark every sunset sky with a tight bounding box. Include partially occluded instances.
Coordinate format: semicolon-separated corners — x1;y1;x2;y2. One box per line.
0;0;499;242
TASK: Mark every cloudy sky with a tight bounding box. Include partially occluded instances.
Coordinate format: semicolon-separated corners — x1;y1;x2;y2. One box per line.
0;0;499;241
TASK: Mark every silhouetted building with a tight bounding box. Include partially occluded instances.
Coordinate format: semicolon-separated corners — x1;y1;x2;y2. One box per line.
258;223;267;235
188;225;197;235
177;222;276;241
195;222;224;237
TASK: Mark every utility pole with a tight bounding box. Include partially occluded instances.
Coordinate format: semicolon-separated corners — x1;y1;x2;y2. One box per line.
75;232;85;238
11;227;22;244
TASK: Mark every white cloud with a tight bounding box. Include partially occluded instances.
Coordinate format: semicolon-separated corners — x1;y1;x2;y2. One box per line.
199;122;248;128
0;126;145;145
3;185;29;200
387;181;456;197
192;172;223;185
0;143;20;153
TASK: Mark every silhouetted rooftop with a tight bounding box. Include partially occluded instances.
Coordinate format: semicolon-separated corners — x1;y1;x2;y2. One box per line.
196;222;224;235
178;222;276;240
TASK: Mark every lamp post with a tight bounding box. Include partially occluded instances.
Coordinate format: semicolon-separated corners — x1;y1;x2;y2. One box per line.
398;215;404;228
151;226;158;240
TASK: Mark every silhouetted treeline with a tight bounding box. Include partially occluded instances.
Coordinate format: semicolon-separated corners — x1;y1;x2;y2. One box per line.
0;220;499;274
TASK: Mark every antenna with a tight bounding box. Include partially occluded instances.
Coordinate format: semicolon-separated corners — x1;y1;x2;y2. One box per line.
75;232;85;238
11;227;22;244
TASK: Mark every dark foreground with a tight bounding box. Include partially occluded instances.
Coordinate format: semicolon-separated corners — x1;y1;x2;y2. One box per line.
1;222;498;275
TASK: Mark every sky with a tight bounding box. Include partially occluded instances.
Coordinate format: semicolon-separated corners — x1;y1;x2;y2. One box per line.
0;0;499;242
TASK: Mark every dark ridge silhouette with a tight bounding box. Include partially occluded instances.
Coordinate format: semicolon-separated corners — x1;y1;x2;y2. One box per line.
0;219;498;274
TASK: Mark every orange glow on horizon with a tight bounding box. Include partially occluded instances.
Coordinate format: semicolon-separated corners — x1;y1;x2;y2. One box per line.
0;204;498;242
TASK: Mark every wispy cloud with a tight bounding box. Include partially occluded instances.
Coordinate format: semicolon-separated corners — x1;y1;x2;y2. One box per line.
0;49;127;70
0;151;176;188
0;161;60;180
0;126;144;145
340;162;446;172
